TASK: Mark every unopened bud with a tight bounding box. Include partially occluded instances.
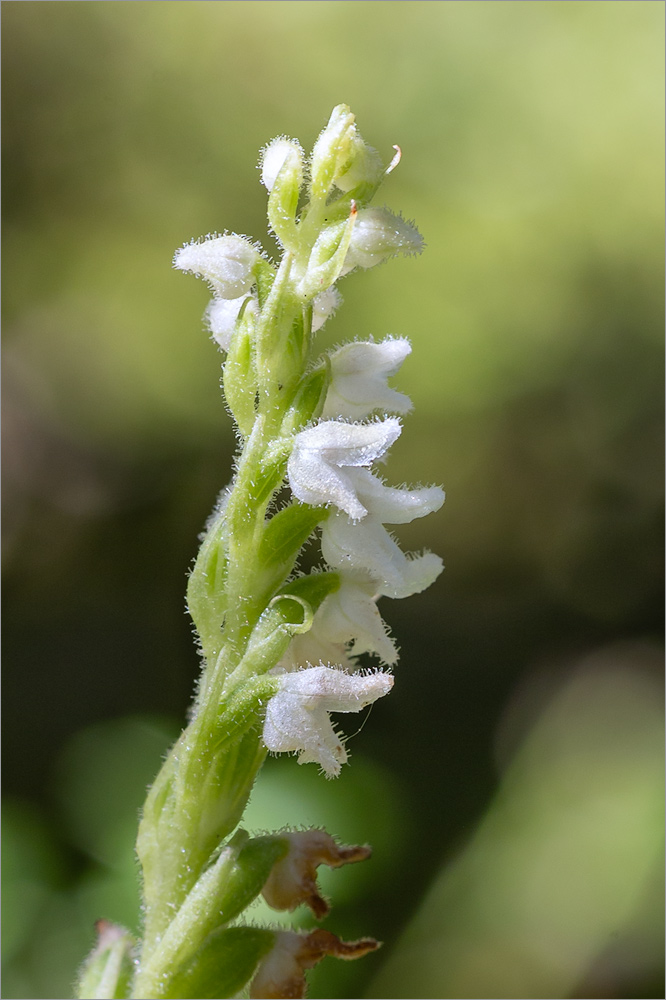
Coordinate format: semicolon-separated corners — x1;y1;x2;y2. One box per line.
335;134;384;193
310;104;357;200
260;137;304;193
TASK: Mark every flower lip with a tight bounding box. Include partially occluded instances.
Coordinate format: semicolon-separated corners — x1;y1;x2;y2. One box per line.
249;929;379;1000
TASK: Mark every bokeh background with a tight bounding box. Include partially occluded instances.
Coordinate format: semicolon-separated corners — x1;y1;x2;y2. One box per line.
2;2;664;998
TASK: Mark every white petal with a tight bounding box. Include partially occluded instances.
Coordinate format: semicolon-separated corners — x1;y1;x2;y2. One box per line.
204;295;247;351
341;207;424;273
287;419;401;519
275;629;353;672
263;665;393;777
316;577;398;665
312;288;343;333
174;235;259;299
260;137;303;191
346;468;445;523
322;338;412;419
322;513;444;599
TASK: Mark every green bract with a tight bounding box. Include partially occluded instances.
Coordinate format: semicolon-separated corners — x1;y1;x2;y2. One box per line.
76;105;442;1000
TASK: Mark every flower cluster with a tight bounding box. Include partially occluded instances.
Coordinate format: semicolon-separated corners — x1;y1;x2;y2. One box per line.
78;105;444;1000
271;352;444;775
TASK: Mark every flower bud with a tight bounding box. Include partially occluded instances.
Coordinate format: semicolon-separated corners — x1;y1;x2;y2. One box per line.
342;207;424;273
260;137;304;192
262;829;371;918
335;134;384;193
261;138;305;250
250;928;379;999
76;920;135;1000
205;293;254;351
310;104;357;200
174;234;260;299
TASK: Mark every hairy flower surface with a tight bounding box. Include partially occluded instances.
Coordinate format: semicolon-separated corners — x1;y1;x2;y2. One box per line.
263;666;393;777
174;234;260;298
250;930;379;1000
287;418;402;520
262;830;371;918
342;206;424;273
322;338;413;419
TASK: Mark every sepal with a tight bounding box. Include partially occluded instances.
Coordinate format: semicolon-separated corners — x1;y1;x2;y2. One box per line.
204;294;248;351
174;234;261;299
341;207;423;274
287;418;402;520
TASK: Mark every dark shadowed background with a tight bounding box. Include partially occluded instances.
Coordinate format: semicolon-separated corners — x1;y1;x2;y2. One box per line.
2;2;664;998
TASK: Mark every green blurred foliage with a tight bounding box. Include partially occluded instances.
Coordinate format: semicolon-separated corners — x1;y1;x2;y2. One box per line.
2;2;663;998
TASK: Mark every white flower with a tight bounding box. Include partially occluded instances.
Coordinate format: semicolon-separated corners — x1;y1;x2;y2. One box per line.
204;295;250;351
173;234;259;299
314;573;399;666
322;338;412;420
262;665;393;777
342;207;424;274
260;137;304;192
312;288;343;333
322;513;444;600
262;830;370;918
287;418;402;521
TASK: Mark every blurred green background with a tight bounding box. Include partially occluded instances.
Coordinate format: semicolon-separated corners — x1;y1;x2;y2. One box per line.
2;2;664;998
